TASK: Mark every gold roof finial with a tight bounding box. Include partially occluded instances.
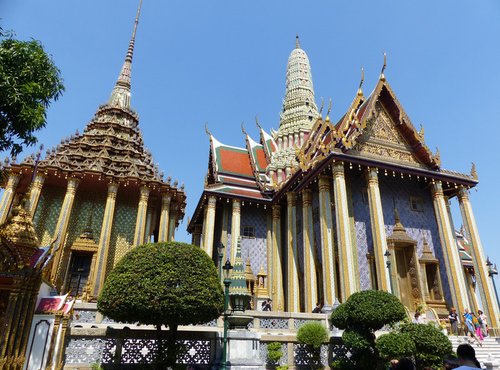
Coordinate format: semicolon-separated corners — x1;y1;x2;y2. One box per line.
204;122;211;137
326;98;332;121
380;52;387;82
319;97;324;116
241;122;247;136
357;67;365;96
295;34;300;49
255;115;262;130
471;162;478;180
419;124;425;140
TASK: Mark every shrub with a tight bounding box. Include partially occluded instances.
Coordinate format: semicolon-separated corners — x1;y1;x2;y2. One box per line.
267;342;283;365
330;290;407;370
297;321;328;369
400;323;452;370
376;332;416;363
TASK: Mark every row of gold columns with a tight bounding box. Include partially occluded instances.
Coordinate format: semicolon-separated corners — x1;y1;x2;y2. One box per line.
458;188;500;327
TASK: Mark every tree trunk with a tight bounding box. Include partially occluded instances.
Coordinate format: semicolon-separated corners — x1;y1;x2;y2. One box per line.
166;323;179;367
156;324;163;370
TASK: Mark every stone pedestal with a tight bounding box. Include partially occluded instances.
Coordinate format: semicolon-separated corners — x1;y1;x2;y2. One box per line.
227;330;262;370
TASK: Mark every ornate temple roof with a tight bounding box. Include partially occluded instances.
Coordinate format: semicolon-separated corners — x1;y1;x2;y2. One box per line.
6;0;185;218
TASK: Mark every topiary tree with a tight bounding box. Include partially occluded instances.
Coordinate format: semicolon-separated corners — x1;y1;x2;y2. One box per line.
376;332;416;366
267;342;284;368
296;321;329;369
399;323;452;370
98;242;224;368
330;290;407;370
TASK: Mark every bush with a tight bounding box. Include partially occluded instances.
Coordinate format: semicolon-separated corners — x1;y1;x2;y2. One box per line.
297;321;328;369
267;342;283;365
330;290;407;370
376;332;416;363
400;323;452;370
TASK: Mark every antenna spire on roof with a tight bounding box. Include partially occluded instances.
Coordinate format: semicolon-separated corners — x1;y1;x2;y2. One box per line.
380;52;387;82
358;67;365;96
109;0;143;108
295;34;300;49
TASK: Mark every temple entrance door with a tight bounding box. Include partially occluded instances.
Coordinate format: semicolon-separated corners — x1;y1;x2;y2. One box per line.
66;253;92;297
394;247;414;309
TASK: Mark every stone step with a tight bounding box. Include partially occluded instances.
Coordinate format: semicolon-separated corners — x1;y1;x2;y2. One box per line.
449;336;500;367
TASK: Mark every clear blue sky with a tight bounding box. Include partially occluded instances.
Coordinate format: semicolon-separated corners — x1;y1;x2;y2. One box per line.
3;1;500;278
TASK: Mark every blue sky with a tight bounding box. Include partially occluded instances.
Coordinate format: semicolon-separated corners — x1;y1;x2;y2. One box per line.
3;1;500;281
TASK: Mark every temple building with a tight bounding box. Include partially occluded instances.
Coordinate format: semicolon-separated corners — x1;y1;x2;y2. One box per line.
0;1;186;301
188;37;499;328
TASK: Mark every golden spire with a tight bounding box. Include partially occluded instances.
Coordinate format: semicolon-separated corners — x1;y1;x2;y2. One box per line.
109;0;143;108
380;52;387;82
357;67;364;96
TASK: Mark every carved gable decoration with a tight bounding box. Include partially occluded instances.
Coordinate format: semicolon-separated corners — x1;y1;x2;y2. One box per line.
352;102;424;167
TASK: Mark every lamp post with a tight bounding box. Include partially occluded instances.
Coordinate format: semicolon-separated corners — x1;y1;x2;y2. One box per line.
384;250;395;294
218;242;224;282
221;259;233;370
486;257;500;309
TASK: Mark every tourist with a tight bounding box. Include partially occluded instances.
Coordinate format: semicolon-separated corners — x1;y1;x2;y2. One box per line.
471;312;484;341
394;357;416;370
412;312;423;324
449;307;459;335
463;309;482;346
455;343;481;369
443;354;459;369
312;302;322;313
262;298;272;311
477;310;488;337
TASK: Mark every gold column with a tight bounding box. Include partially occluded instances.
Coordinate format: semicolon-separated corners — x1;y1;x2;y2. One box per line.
431;181;468;316
158;193;171;242
221;203;230;263
168;202;178;241
133;185;150;246
200;206;208;250
202;195;217;258
366;168;390;292
192;224;202;246
272;204;284;311
302;189;317;312
318;175;337;306
333;163;358;300
230;199;241;265
458;187;499;327
0;173;21;223
50;177;80;286
287;192;300;312
91;182;119;297
28;173;45;216
265;209;272;298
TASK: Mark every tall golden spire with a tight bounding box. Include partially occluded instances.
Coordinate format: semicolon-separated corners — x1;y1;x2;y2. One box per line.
109;0;143;108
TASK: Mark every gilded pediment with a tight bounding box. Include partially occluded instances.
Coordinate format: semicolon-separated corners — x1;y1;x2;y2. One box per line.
352;102;423;167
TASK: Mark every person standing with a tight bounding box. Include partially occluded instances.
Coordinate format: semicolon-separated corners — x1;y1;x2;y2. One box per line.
455;343;481;369
449;307;459;335
463;309;482;346
477;309;488;337
312;302;322;313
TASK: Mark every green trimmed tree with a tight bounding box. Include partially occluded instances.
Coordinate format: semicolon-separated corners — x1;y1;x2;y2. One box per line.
330;290;407;370
0;29;64;156
399;323;452;370
296;321;329;369
376;332;416;365
98;242;224;368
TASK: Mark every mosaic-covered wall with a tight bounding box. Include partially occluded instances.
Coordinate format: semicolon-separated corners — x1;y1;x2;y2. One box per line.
239;205;267;277
33;185;65;246
107;190;138;272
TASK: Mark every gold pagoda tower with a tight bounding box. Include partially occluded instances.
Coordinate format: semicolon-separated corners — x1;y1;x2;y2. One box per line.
0;0;186;300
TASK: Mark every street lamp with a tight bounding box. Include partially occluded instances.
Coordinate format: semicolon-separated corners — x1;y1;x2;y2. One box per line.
384;250;395;294
486;257;500;309
221;259;233;370
217;242;224;282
